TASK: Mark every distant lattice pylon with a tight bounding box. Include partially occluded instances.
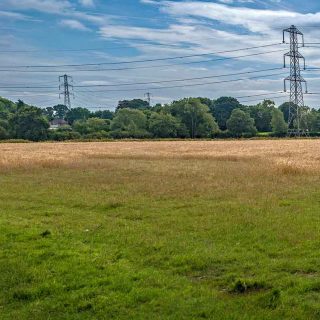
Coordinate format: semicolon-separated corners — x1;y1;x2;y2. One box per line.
283;25;308;137
59;74;73;109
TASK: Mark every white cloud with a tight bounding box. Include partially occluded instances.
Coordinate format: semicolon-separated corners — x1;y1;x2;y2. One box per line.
78;0;95;7
151;1;320;34
60;19;90;31
2;0;72;13
0;10;32;20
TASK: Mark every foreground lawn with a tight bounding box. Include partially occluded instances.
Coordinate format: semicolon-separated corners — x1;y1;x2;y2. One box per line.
0;140;320;319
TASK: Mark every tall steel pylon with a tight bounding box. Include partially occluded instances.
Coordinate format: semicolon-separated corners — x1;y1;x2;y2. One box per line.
144;92;151;106
59;74;73;109
283;25;308;137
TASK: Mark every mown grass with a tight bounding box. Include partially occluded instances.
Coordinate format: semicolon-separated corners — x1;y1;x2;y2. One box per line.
0;140;320;319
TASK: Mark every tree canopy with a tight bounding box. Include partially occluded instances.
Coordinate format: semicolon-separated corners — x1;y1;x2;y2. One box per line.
169;98;219;138
117;99;150;111
110;108;149;138
10;105;49;141
0;96;318;141
226;109;257;137
212;97;241;130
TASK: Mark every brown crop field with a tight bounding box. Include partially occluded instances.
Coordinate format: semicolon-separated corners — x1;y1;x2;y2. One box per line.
1;140;320;319
1;139;320;170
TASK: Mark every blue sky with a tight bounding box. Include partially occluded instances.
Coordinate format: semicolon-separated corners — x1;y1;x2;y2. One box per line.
1;0;320;109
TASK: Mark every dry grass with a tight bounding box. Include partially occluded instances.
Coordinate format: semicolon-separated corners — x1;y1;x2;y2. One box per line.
1;140;319;202
0;140;319;172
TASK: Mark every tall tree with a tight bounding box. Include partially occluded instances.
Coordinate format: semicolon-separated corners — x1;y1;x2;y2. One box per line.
271;108;288;136
91;110;114;120
249;100;274;132
65;107;91;124
53;104;69;119
10;106;49;141
148;112;180;138
169;98;219;138
110;108;149;138
0;97;15;118
212;97;240;130
278;102;291;123
306;109;320;132
226;109;257;137
0;119;9;140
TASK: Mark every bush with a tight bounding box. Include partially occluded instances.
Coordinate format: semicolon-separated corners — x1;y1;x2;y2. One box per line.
110;129;151;139
49;130;81;141
84;131;110;139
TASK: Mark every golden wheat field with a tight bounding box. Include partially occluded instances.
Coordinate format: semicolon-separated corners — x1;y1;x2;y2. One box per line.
1;140;320;319
1;140;320;170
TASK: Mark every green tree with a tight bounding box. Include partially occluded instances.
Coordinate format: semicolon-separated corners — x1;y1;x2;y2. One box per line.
65;107;91;124
149;112;180;138
91;110;114;120
279;102;290;123
43;107;54;121
271;108;288;136
0;126;8;140
212;97;240;130
73;118;110;136
249;100;274;132
16;99;25;109
117;99;149;111
0;97;15;118
226;109;257;137
197;97;214;112
151;103;163;113
110;108;149;138
53;104;69;119
0;120;9;140
306;109;320;132
9;106;49;141
169;98;219;138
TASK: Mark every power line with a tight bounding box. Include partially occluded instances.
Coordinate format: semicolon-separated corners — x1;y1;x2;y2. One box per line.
0;42;282;56
0;43;182;54
239;95;286;104
0;49;287;73
72;67;283;88
235;91;287;99
1;72;285;95
0;43;283;69
73;72;286;93
0;67;283;89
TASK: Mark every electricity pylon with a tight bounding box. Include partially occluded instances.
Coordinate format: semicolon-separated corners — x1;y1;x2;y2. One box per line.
59;74;73;109
144;92;151;106
283;25;308;137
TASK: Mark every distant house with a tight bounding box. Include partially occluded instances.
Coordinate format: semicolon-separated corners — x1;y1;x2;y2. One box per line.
49;119;69;130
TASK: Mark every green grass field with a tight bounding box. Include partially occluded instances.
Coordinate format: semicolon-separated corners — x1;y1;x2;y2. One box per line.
1;140;320;319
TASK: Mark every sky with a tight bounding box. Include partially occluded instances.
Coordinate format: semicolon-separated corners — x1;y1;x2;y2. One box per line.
1;0;320;110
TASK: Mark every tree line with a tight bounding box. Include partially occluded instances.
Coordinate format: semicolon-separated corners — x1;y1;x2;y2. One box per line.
0;96;319;141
